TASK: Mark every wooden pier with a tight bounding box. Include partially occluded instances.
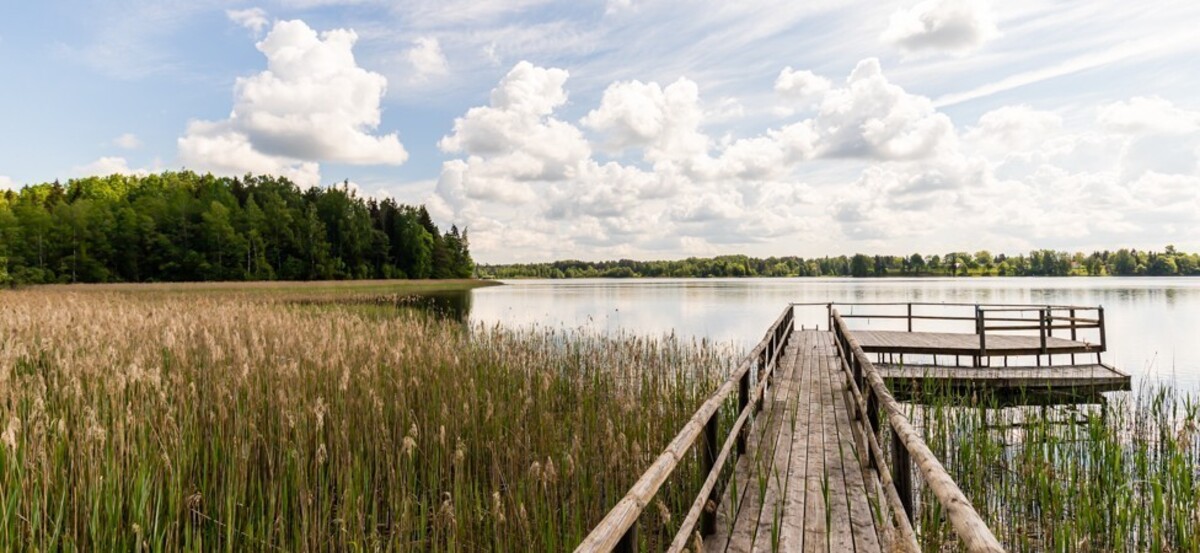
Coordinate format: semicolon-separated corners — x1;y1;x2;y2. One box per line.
577;302;1128;552
704;330;882;552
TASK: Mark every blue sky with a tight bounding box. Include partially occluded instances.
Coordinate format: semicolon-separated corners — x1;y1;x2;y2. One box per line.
2;1;1199;262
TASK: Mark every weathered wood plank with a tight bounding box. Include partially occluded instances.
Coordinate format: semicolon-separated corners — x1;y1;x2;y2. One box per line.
708;331;886;553
822;332;883;553
776;332;816;552
819;337;856;552
748;333;805;552
802;338;828;552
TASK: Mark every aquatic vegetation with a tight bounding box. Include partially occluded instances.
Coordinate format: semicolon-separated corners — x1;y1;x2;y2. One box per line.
903;385;1200;552
0;287;734;550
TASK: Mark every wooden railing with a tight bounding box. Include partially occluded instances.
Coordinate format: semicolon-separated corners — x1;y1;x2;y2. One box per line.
797;301;1106;366
831;309;1004;553
976;305;1105;365
575;305;794;552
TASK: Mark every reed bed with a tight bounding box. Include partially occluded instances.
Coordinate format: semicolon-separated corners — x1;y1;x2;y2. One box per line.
0;288;734;551
900;385;1200;552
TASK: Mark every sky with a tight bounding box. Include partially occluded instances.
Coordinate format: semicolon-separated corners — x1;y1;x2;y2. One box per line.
1;0;1198;263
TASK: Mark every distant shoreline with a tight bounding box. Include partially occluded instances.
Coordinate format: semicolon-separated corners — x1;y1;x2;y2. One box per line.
478;273;1197;279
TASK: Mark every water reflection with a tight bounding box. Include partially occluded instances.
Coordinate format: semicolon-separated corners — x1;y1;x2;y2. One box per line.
406;290;473;322
470;277;1200;388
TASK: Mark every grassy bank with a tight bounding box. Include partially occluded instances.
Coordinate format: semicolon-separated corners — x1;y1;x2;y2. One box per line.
0;286;734;550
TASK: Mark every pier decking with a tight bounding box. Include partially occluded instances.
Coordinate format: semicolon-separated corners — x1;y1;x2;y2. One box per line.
578;302;1126;553
877;363;1129;394
705;330;882;552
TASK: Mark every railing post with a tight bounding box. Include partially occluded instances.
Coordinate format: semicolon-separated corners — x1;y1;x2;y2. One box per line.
1070;308;1077;341
756;351;766;414
1046;305;1054;338
892;428;913;524
976;307;986;365
616;523;637;553
1039;308;1048;354
701;413;719;535
737;370;750;454
853;353;863;416
1098;306;1107;352
907;302;913;332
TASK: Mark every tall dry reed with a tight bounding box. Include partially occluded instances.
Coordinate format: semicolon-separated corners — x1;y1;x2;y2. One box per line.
0;288;734;551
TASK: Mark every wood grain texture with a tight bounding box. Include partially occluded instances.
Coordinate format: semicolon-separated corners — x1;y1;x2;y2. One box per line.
706;331;883;553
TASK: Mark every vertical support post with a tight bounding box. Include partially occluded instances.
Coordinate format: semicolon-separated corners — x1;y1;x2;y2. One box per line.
756;351;766;414
1039;308;1048;353
701;413;719;536
616;523;637;553
738;369;750;454
1098;306;1107;352
827;303;833;332
976;306;986;367
907;302;913;333
1046;305;1054;338
892;428;913;524
1070;308;1078;341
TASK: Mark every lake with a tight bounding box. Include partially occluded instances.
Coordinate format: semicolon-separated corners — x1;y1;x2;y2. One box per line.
470;277;1200;388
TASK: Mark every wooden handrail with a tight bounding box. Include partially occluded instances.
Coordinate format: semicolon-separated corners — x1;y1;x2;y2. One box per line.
833;310;1005;553
792;301;1101;310
575;305;795;552
824;302;1107;364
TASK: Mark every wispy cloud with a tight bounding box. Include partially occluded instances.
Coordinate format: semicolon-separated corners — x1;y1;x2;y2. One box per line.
933;32;1195;108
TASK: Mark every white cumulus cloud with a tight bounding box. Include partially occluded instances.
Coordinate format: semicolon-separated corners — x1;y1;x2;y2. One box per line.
964;105;1062;153
0;175;15;191
881;0;998;56
807;58;956;160
774;67;832;102
179;19;406;189
227;8;270;35
429;57;1200;261
407;36;449;77
439;61;589;183
582;78;709;164
113;132;142;150
1099;96;1200;135
73;156;150;177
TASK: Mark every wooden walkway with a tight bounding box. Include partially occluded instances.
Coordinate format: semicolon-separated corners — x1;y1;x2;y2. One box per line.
705;330;882;553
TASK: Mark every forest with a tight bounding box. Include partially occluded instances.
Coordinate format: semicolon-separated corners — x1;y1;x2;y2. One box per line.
0;171;473;284
480;248;1200;279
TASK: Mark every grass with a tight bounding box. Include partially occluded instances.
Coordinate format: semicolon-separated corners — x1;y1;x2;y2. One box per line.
0;285;736;551
898;383;1200;552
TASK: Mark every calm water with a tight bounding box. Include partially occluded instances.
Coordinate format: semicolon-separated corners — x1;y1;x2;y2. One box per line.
470;278;1200;388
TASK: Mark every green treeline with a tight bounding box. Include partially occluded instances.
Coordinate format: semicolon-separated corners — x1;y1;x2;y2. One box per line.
0;171;473;285
480;248;1200;279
